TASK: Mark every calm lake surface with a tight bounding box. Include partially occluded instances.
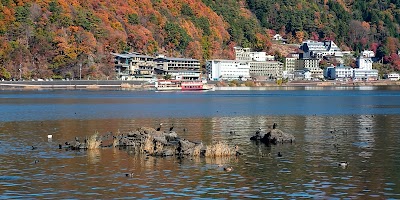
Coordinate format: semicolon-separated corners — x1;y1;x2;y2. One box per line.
1;86;400;199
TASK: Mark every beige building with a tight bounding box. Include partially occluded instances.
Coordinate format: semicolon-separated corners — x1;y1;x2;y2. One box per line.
249;61;283;79
296;58;323;78
112;52;154;80
153;55;201;80
284;57;297;73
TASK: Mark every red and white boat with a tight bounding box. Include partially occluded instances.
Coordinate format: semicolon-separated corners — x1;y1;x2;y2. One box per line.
155;79;214;91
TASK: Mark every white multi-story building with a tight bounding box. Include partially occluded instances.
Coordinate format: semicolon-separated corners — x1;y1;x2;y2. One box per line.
206;60;250;81
357;56;373;70
299;40;343;59
353;69;378;80
324;65;353;80
353;56;378;80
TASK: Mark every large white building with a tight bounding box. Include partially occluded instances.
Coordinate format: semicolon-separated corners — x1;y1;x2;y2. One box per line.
324;65;353;80
299;40;343;59
206;60;251;81
354;56;378;80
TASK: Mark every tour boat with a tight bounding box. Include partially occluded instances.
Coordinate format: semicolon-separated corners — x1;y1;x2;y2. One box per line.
155;79;214;91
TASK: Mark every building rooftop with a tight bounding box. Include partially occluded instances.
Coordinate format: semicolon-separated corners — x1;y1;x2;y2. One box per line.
154;57;199;62
111;52;154;59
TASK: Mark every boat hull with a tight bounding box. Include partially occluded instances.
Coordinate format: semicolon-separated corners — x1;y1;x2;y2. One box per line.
155;80;214;91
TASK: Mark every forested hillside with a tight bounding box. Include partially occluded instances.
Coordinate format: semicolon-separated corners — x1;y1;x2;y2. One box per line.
0;0;399;80
0;0;269;80
247;0;400;69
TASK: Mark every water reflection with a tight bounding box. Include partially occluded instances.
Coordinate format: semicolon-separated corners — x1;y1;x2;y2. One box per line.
1;89;400;198
1;115;399;198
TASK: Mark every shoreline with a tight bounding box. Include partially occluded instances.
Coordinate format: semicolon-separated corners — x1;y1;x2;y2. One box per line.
0;80;399;90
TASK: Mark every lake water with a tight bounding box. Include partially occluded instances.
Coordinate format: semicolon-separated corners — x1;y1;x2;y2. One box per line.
1;86;400;199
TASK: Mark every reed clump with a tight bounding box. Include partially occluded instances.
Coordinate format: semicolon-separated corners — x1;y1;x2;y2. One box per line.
205;141;235;157
142;135;154;154
112;130;120;147
87;132;102;150
192;143;203;157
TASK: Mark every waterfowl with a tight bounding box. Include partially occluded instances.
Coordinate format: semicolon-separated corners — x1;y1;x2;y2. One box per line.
169;124;174;132
277;152;283;157
125;172;134;177
31;146;37;150
229;130;235;135
58;144;62;149
156;123;163;131
339;161;348;168
223;167;233;172
255;128;261;136
272;123;277;129
47;134;52;139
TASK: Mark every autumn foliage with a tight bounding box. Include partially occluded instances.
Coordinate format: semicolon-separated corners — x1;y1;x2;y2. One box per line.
0;0;270;80
0;0;400;80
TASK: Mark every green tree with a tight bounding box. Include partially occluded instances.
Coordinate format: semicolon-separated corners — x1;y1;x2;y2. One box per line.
0;67;11;80
164;22;191;52
128;13;139;25
181;4;194;17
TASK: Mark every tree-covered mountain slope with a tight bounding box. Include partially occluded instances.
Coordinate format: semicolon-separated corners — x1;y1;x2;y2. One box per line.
0;0;399;80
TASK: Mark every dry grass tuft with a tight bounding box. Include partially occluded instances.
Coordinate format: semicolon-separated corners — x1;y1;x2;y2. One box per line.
205;141;235;157
113;130;120;147
192;143;203;157
142;135;154;154
87;132;102;150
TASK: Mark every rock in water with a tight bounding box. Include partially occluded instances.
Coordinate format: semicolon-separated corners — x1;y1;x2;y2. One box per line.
261;129;295;145
250;128;295;145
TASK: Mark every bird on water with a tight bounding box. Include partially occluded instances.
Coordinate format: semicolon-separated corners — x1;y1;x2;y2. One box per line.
255;128;261;136
224;167;233;172
339;161;349;168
